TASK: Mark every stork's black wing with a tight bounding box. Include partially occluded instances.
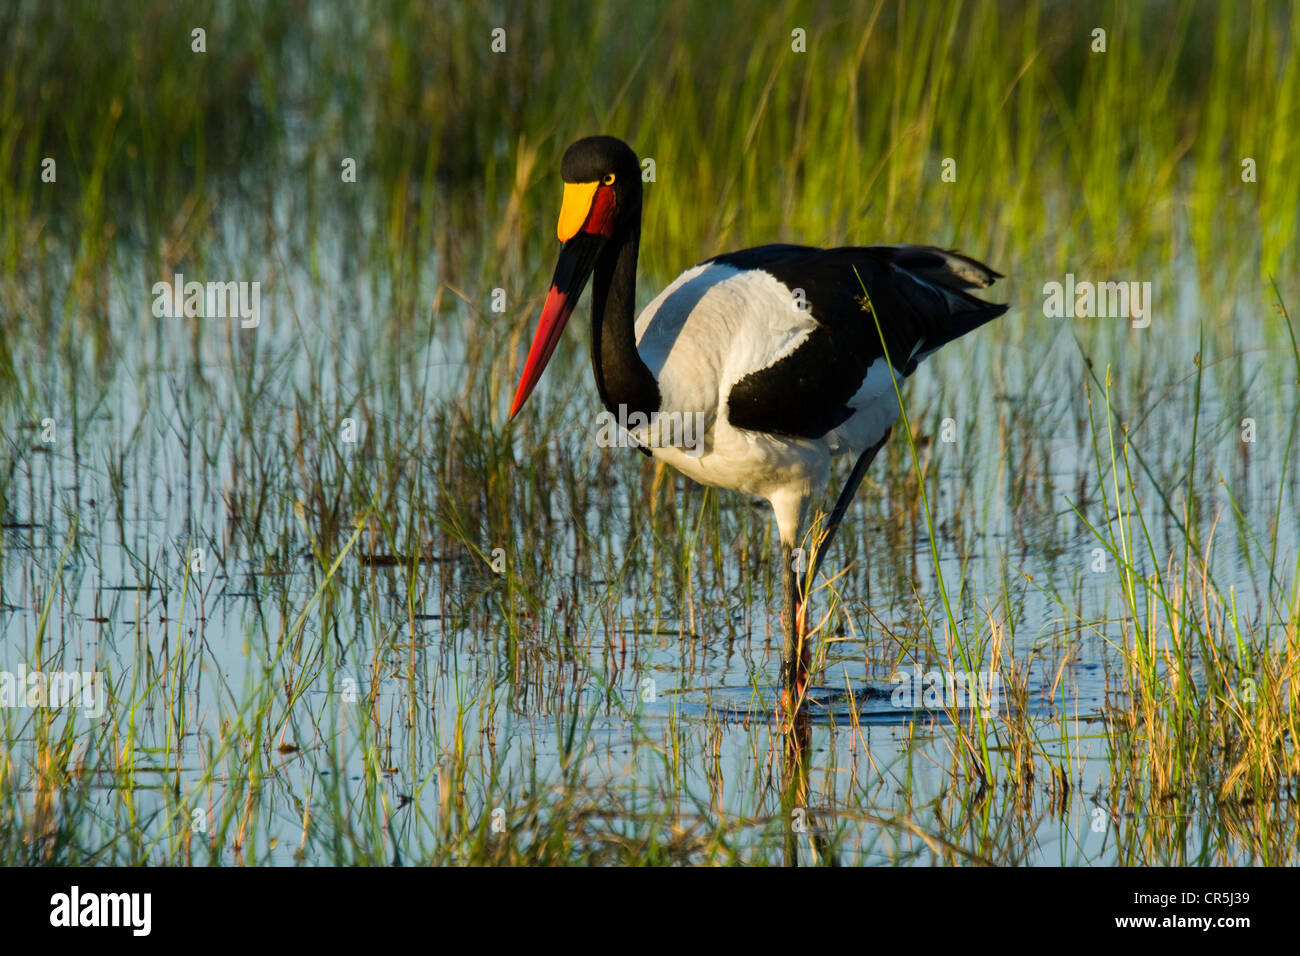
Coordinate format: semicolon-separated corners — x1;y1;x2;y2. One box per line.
708;244;1007;440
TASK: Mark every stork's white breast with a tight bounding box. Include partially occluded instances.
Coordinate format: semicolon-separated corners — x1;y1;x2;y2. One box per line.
634;263;818;423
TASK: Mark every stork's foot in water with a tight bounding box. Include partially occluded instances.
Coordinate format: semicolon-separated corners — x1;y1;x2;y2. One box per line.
777;600;812;727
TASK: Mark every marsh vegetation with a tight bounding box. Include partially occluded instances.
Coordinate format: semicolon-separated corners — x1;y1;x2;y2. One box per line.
1;0;1298;865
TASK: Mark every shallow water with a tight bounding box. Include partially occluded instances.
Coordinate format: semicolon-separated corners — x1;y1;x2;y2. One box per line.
2;189;1297;866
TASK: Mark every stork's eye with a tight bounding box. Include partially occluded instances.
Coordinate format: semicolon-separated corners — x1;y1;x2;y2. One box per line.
602;173;616;186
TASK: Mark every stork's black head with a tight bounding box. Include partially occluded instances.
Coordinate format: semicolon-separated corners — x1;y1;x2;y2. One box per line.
555;135;642;241
509;136;642;419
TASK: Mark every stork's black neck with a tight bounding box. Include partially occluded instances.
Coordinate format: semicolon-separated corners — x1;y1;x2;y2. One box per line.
590;218;660;418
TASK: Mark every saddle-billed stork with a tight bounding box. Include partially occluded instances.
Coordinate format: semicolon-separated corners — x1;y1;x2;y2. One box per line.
509;135;1006;716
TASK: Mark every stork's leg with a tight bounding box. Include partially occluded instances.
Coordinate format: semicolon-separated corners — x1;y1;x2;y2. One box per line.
806;429;891;588
780;546;790;697
780;430;891;720
779;545;816;721
777;432;891;719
